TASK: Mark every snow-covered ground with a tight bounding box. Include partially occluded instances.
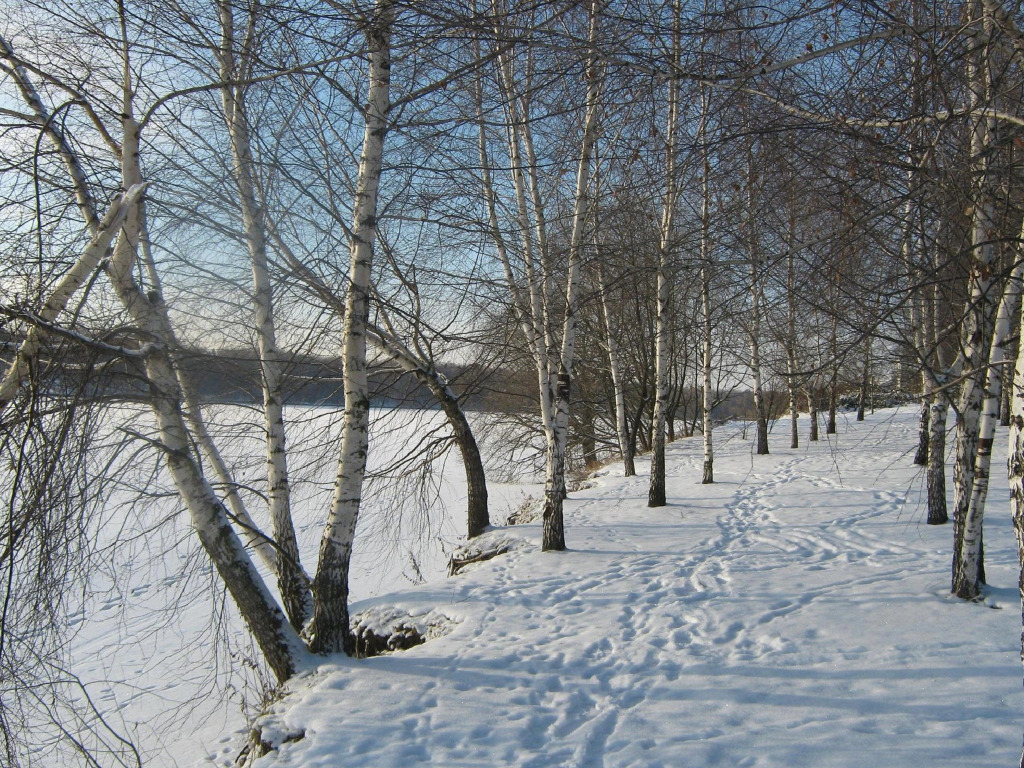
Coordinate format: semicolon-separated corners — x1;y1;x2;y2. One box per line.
233;407;1024;768
63;407;541;766
61;406;1024;767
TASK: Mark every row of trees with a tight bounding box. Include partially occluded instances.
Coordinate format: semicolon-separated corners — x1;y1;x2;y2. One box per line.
6;0;1024;764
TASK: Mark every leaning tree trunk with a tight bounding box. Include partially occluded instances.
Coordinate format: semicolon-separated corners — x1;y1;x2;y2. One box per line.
311;1;391;655
0;187;144;415
267;216;491;542
371;326;490;539
111;120;304;684
1;30;306;680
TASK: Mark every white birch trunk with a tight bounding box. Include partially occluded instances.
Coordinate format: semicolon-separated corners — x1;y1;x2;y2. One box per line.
217;0;308;631
543;0;602;550
953;6;999;590
919;243;951;525
119;62;305;680
492;38;557;465
955;256;1024;599
114;132;304;683
0;35;99;233
746;144;769;455
1006;270;1024;768
786;207;799;450
698;97;715;482
311;0;392;655
179;384;283;571
591;143;633;478
597;260;635;477
649;0;680;507
827;313;839;435
701;262;716;482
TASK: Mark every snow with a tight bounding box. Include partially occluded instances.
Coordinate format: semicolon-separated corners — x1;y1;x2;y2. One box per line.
67;407;1024;767
61;406;540;766
237;407;1024;767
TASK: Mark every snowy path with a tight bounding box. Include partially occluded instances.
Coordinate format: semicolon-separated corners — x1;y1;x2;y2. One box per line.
228;409;1024;768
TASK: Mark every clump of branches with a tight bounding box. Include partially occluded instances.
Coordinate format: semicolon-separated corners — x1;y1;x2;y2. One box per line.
0;345;140;768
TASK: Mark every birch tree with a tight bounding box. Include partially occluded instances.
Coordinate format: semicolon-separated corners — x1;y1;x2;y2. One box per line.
649;0;682;507
956;257;1023;599
699;97;717;482
216;0;310;632
310;0;393;654
0;8;314;687
951;2;1002;594
478;0;603;550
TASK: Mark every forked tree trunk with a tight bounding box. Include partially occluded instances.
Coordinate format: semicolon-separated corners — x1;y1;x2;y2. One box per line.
485;19;559;522
180;380;286;571
110;129;304;684
954;252;1024;599
952;11;999;594
595;246;633;476
311;1;392;655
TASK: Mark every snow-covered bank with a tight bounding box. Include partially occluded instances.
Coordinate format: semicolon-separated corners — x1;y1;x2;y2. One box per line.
233;408;1024;768
63;407;540;766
